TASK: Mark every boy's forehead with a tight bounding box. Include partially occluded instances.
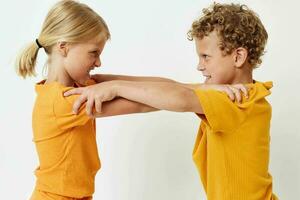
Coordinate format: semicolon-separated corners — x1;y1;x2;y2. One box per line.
195;31;220;52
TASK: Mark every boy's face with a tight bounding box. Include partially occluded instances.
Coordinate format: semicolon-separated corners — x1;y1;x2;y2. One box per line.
195;31;237;84
64;33;106;86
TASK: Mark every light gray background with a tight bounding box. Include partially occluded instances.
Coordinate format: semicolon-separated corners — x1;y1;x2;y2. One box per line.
0;0;299;199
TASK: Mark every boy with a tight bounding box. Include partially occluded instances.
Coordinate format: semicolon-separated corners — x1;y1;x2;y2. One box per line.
65;3;278;200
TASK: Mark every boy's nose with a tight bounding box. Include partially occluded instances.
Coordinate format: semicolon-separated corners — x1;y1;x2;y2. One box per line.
197;64;205;71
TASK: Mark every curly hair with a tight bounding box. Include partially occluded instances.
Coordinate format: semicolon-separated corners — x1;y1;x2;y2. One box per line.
187;3;268;68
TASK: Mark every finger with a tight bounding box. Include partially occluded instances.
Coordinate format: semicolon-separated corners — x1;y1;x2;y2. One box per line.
64;88;84;97
95;97;102;114
224;87;235;101
86;97;95;117
230;86;242;103
73;95;87;114
234;84;248;98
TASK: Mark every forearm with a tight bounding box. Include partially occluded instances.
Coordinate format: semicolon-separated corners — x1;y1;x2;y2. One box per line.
114;80;202;113
179;83;203;90
92;74;177;83
94;97;158;118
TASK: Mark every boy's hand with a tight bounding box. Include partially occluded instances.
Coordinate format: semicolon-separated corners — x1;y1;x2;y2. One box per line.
201;84;250;103
64;81;119;117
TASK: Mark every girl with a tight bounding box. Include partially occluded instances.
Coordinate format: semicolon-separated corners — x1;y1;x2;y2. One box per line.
16;1;156;199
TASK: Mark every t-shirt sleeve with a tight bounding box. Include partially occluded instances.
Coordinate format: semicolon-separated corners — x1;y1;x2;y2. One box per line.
193;89;248;132
53;89;92;130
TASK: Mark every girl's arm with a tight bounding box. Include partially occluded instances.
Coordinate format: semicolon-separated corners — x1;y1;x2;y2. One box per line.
92;74;247;101
91;74;177;83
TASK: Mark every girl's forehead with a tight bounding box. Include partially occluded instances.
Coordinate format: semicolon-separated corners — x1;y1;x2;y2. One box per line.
90;33;107;43
85;34;107;47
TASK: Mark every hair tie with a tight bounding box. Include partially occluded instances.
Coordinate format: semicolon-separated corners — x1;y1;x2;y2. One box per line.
35;39;43;49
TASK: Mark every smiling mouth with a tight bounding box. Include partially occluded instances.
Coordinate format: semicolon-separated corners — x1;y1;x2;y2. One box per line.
203;75;211;79
87;68;95;73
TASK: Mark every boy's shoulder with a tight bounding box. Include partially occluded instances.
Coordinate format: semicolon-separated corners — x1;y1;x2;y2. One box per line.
194;80;272;132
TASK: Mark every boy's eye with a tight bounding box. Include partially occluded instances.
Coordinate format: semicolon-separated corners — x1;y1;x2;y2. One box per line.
201;54;210;61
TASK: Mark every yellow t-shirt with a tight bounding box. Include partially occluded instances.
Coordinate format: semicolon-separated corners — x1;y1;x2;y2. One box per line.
193;81;278;200
32;80;100;198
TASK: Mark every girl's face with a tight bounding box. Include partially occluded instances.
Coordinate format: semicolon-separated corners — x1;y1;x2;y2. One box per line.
64;33;107;86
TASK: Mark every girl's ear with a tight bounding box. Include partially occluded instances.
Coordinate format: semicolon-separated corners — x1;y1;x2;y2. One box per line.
57;41;69;57
233;47;248;68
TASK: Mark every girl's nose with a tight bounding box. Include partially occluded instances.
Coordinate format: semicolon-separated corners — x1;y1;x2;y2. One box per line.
94;57;101;67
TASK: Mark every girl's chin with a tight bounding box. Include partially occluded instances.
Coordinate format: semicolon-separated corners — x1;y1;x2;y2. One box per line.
75;76;90;86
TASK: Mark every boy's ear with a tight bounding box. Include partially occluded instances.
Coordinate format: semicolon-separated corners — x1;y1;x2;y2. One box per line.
57;41;69;57
233;47;248;68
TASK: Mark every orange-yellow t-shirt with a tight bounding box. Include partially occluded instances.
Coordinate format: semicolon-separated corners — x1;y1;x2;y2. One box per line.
32;80;100;198
193;81;278;200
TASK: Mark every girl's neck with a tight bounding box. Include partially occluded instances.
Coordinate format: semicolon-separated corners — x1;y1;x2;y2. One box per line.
45;58;74;87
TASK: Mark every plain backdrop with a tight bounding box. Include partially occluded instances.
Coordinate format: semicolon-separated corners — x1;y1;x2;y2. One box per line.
0;0;299;199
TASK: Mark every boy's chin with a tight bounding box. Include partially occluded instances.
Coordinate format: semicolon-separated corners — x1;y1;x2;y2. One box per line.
204;78;212;84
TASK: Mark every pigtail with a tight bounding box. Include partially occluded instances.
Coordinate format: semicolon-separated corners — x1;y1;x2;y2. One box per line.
15;41;40;78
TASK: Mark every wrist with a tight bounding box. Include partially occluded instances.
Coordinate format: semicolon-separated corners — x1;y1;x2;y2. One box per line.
111;80;125;97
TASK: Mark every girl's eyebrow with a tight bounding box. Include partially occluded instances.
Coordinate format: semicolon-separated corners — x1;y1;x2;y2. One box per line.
89;47;101;51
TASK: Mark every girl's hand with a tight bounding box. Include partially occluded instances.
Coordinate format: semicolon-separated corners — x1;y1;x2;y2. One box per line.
201;84;250;103
64;81;119;117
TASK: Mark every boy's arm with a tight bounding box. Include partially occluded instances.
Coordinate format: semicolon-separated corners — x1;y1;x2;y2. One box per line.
94;98;158;118
107;82;248;114
65;80;203;117
114;81;202;113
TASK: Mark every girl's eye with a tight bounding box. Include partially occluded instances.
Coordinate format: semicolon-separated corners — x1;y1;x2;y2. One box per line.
90;51;99;56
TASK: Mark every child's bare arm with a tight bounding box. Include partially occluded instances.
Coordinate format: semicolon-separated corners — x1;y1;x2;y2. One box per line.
91;74;176;83
91;74;248;102
114;81;202;113
179;83;249;103
94;98;158;118
64;81;249;117
64;81;204;116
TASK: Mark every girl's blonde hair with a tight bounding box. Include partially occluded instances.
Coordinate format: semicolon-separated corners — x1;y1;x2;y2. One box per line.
16;0;110;78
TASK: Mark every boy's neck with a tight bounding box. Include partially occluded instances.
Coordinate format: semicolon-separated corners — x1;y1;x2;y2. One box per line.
231;73;253;84
231;64;253;84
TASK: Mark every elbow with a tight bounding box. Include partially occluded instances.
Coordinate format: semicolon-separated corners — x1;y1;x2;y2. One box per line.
177;89;200;113
173;89;194;112
140;104;157;113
